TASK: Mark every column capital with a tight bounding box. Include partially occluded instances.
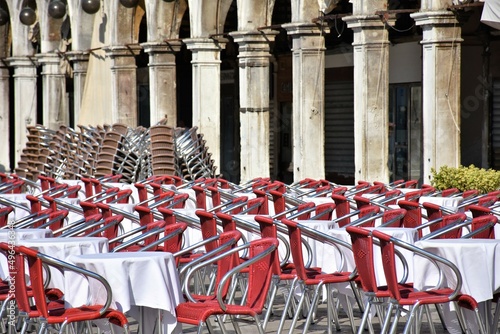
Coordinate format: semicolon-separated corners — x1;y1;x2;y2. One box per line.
230;30;278;63
183;38;226;52
35;53;61;65
141;41;183;54
65;51;90;63
281;23;328;37
229;30;279;44
411;11;463;45
103;45;142;58
5;56;38;68
343;14;394;29
411;10;459;26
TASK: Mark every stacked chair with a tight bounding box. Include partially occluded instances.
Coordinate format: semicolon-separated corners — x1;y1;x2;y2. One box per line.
174;127;217;180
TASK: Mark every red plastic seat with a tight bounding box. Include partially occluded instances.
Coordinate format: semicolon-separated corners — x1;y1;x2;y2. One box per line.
371;229;487;334
6;244;129;334
279;218;354;334
466;215;497;239
346;226;413;332
0;206;13;228
176;237;278;334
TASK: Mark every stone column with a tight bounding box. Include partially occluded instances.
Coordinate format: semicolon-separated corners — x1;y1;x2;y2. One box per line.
37;53;68;130
343;15;392;183
6;57;37;165
230;31;276;182
66;51;89;127
184;38;225;170
411;11;462;184
282;23;326;182
0;60;10;170
104;45;141;126
141;41;182;127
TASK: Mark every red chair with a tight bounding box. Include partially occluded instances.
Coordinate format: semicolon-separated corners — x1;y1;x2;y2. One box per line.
371;229;487;334
398;200;424;236
331;193;355;227
346;226;413;333
0;206;13;228
112;221;188;253
419;212;468;240
279;218;354;334
463;215;497;239
178;230;242;302
176;237;278;334
7;244;129;334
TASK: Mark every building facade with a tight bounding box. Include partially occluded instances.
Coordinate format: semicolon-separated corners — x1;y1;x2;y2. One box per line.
0;0;499;185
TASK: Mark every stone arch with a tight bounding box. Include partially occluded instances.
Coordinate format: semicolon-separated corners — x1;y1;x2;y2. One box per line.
188;0;233;37
5;0;35;55
145;0;187;41
236;0;274;31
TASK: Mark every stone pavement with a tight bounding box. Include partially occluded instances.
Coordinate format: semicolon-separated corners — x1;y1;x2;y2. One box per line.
177;294;454;334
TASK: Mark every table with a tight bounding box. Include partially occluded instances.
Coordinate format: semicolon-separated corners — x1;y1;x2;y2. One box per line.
419;196;463;212
0;228;53;242
414;239;500;333
0;193;31;222
20;237;108;288
302;224;417;284
0;228;53;278
66;252;183;334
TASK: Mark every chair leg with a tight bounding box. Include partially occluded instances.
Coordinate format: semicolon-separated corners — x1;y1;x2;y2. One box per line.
276;277;298;334
402;305;420;334
301;283;323;334
380;301;395;334
287;282;307;334
473;307;488;334
357;299;373;334
491;301;500;334
252;315;266;334
262;278;279;330
423;305;437;334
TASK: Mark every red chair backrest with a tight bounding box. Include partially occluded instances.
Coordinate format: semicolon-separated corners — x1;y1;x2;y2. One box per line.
245;238;278;311
281;218;308;280
353;195;372;210
331;194;351;227
0;206;13;228
163;222;188;255
467;204;491;218
398;200;423;237
313;203;336;220
254;215;282;276
434;213;467;239
381;208;406;228
195;210;220;253
346;226;380;293
371;230;403;301
422;202;443;224
357;206;381;227
471;215;497;239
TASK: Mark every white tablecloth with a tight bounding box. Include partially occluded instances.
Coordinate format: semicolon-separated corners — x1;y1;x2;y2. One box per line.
0;228;53;278
0;228;53;242
414;239;500;333
0;193;31;222
414;239;500;303
419;196;463;212
20;237;108;288
66;252;183;334
304;225;417;285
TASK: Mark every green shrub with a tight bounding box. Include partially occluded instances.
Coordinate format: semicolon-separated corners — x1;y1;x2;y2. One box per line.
430;165;500;194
